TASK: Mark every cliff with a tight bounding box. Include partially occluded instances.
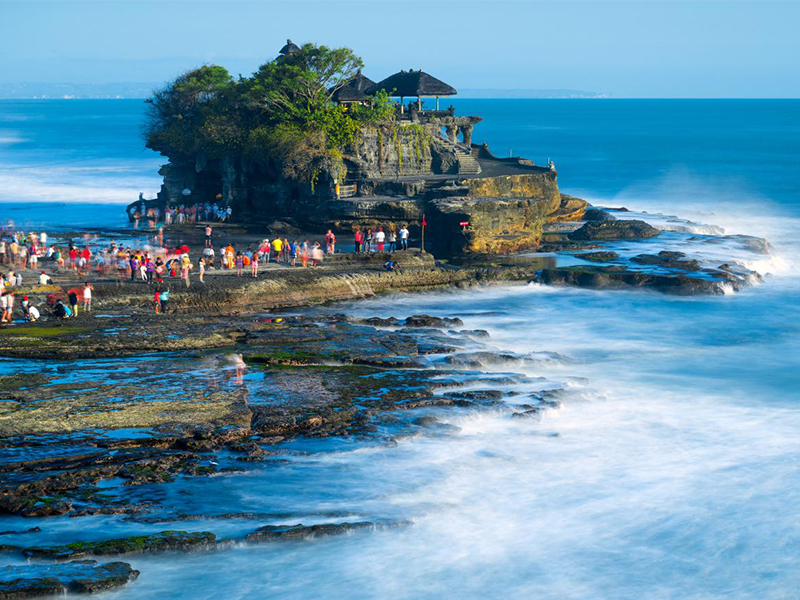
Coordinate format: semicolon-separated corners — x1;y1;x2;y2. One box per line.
143;115;583;259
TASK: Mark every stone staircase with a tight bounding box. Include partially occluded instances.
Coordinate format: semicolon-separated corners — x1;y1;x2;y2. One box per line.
455;149;482;176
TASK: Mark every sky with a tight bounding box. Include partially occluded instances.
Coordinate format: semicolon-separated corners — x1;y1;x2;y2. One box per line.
1;0;799;98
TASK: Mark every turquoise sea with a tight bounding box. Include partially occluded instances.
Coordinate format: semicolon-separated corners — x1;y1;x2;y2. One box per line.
1;99;799;599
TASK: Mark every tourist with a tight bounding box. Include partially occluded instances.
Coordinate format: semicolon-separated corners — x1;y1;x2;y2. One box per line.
0;291;9;323
289;241;298;266
272;238;282;263
235;252;244;277
181;254;192;287
205;225;213;248
354;229;362;253
133;210;140;229
399;225;409;250
27;304;40;322
160;287;170;313
199;257;206;283
375;227;386;252
202;245;215;269
300;241;308;268
20;295;30;320
153;287;161;314
282;238;290;263
250;250;259;278
54;299;70;319
68;288;79;317
311;242;322;267
83;282;93;312
388;229;397;252
325;229;336;254
384;260;399;273
39;270;52;285
261;239;271;264
364;228;373;253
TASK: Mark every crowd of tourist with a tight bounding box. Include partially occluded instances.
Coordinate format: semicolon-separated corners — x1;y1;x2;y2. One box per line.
0;217;414;323
131;201;233;229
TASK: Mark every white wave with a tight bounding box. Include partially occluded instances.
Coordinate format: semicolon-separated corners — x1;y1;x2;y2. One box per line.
0;171;160;204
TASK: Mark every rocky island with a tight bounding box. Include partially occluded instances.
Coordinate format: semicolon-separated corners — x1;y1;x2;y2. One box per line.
132;40;582;259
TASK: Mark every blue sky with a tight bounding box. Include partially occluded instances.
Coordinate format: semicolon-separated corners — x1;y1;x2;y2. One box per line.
2;0;798;97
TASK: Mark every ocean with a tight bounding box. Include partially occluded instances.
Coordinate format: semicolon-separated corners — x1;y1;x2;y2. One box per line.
1;98;799;599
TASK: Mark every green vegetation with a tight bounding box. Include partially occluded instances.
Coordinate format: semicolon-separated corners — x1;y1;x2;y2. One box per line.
145;43;396;184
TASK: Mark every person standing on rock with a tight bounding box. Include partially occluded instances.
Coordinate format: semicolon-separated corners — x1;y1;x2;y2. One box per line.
205;225;213;248
181;254;192;287
82;282;93;313
388;229;397;252
160;287;170;313
399;225;409;250
153;286;161;314
375;227;386;253
250;250;259;278
235;252;244;277
199;257;206;284
68;288;79;317
272;238;282;263
364;228;373;253
354;229;362;253
325;230;336;254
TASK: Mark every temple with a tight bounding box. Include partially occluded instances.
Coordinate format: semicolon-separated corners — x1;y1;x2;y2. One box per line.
136;42;587;258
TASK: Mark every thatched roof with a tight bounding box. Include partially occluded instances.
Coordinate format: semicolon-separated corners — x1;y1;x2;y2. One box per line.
279;39;300;56
330;71;376;103
369;70;457;97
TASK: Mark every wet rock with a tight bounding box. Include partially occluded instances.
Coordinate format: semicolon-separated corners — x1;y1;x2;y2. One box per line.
359;317;401;327
0;561;138;598
631;251;701;271
246;521;377;542
23;530;216;560
511;408;543;419
443;390;505;402
404;315;464;328
412;416;440;427
582;208;617;222
568;219;659;241
577;251;619;263
454;329;490;338
536;266;728;295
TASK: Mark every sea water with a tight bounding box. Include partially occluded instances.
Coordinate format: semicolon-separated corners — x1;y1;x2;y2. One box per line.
0;99;799;599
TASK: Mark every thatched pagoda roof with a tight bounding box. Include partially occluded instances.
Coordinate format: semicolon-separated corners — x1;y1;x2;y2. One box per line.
278;39;300;56
369;70;457;97
330;71;376;103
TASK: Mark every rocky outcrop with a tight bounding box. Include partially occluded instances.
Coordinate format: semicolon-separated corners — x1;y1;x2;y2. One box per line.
0;561;139;598
23;531;217;560
568;219;659;241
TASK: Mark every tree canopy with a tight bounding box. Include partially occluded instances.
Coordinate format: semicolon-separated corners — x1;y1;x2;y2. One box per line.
144;43;394;183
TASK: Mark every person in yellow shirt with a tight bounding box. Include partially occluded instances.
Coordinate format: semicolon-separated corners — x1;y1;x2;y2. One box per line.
272;238;283;262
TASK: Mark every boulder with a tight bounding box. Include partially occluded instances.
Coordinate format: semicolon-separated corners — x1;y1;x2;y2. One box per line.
404;315;463;328
0;561;139;598
577;251;619;262
568;219;659;241
582;208;617;222
630;251;701;271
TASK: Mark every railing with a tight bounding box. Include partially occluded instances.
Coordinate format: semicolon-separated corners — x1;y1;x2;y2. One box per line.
337;184;357;198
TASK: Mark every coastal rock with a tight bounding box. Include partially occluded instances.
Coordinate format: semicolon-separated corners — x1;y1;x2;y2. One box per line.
536;266;729;295
630;251;701;271
0;561;139;598
246;522;377;542
582;208;617;222
568;219;659;241
23;531;217;560
404;315;463;328
577;251;619;262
